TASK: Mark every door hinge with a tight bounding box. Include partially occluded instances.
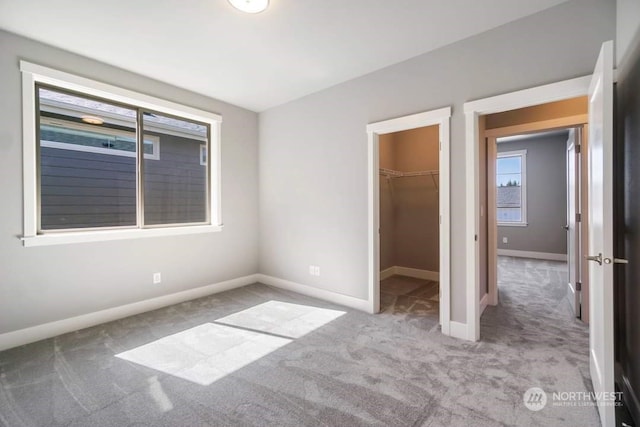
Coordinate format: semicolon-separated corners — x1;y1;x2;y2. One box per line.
576;281;582;291
576;213;582;223
576;144;581;154
439;141;442;151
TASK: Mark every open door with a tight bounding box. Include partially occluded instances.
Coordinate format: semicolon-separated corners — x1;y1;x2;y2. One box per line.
586;40;615;427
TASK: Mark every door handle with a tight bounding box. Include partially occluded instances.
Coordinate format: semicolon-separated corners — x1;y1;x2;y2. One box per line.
563;224;569;230
603;257;629;265
586;253;603;265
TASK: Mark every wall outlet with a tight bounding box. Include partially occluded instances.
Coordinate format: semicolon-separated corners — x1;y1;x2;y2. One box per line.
502;237;508;244
153;272;162;284
309;265;320;276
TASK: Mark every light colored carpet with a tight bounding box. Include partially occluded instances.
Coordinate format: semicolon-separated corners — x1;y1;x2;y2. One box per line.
0;257;598;426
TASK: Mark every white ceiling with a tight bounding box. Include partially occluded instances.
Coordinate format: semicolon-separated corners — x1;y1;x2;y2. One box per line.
0;0;570;112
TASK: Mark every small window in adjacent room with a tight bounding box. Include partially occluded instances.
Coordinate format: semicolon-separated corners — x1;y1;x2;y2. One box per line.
496;149;527;226
21;61;222;245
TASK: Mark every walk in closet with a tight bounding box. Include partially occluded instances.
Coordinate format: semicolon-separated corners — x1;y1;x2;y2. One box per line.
379;125;440;317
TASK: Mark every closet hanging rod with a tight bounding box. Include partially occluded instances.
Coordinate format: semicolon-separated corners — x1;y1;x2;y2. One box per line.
379;167;439;178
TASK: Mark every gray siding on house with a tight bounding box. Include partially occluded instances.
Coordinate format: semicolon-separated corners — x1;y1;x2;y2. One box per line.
497;132;568;255
40;147;136;229
144;132;206;225
497;186;521;207
40;133;206;229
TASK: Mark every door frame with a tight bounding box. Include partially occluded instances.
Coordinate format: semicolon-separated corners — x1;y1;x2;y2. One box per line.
484;121;587;313
567;130;581;317
366;107;451;334
463;76;592;341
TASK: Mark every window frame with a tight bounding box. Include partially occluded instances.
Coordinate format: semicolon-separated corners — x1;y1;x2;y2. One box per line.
496;149;527;227
21;61;223;246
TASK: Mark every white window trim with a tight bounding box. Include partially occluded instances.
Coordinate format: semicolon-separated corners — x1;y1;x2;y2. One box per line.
21;61;223;246
496;149;527;227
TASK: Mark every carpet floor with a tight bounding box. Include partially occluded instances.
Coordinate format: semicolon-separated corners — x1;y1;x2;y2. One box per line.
0;257;598;426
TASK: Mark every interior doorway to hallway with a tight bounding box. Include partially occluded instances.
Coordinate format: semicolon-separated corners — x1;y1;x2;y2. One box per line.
478;98;589;324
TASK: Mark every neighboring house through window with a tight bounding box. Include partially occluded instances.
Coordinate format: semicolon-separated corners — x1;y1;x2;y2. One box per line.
20;61;222;246
496;149;527;226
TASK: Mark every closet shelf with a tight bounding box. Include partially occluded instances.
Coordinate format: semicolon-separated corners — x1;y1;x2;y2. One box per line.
379;168;439;192
379;168;439;178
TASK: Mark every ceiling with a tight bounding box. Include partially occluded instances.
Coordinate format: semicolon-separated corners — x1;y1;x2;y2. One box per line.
0;0;571;112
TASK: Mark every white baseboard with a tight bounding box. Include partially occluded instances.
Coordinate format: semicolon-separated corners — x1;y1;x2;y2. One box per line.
449;321;472;341
257;274;371;312
379;267;395;281
497;249;567;262
380;266;439;282
0;274;259;352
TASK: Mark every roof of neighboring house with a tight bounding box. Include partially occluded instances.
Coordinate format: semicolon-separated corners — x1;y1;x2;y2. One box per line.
39;89;207;135
497;186;521;208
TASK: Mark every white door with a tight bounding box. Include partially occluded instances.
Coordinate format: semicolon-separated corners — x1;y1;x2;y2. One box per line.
587;40;615;427
567;133;580;316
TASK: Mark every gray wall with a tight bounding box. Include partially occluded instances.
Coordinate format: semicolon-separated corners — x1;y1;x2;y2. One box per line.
258;0;615;322
0;30;259;334
497;133;569;255
617;0;640;66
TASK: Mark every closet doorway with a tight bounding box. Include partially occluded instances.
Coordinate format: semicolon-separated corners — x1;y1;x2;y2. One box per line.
379;126;440;319
367;107;451;335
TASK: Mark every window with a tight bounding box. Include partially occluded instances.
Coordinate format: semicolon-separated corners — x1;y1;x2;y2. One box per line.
21;61;222;246
496;149;527;226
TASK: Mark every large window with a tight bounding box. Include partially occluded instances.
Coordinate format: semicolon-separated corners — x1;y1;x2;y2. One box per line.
496;149;527;226
21;62;221;246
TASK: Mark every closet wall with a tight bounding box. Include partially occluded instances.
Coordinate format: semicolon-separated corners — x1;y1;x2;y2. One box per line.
380;125;440;274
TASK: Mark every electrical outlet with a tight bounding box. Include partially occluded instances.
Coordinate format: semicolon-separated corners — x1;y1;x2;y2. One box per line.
314;266;320;276
153;272;162;284
503;237;508;244
309;265;315;275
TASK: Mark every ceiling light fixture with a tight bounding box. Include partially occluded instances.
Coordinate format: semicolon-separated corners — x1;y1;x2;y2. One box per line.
81;115;104;125
228;0;269;14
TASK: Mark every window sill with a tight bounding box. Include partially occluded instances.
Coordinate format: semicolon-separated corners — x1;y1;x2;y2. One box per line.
497;222;528;227
21;224;223;247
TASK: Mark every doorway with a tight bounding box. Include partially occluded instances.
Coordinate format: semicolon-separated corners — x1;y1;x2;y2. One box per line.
367;107;452;334
378;125;440;319
479;97;590;324
465;40;616;426
463;76;594;341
